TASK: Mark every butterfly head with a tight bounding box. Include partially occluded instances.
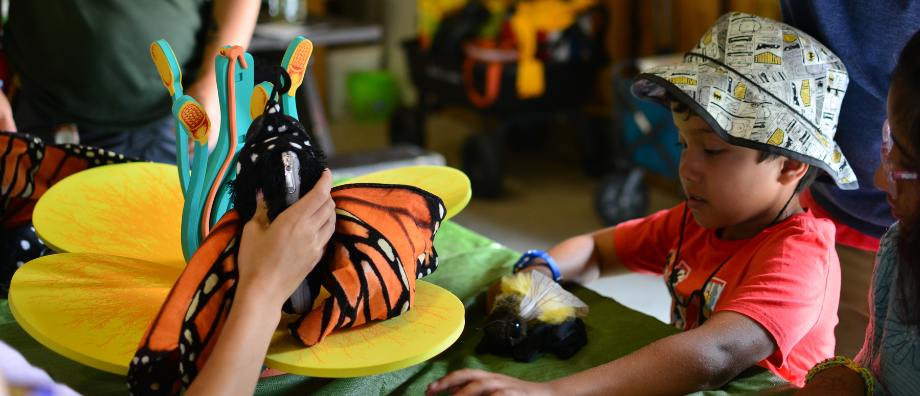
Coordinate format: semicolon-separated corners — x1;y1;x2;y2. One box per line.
231;67;327;224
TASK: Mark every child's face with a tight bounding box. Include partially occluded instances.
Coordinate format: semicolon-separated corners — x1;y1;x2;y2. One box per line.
875;84;920;224
672;104;794;238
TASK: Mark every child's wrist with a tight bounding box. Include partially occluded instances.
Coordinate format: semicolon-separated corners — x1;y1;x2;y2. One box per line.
513;250;562;282
805;356;875;396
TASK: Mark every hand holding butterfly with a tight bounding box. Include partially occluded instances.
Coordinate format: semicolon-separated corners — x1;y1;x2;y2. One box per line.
183;169;336;396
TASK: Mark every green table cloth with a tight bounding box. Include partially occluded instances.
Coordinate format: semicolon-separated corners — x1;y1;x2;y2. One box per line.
0;220;797;395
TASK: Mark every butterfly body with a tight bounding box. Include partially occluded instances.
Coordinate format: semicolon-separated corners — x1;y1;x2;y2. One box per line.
128;68;447;395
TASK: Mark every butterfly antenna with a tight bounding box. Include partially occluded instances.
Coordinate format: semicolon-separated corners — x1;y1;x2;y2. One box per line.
476;320;507;331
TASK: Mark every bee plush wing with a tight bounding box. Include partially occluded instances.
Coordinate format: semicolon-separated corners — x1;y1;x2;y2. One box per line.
128;211;242;396
288;183;445;346
518;271;588;322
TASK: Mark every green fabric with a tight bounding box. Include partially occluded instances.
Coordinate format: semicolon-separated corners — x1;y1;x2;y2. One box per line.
0;221;797;395
4;0;207;130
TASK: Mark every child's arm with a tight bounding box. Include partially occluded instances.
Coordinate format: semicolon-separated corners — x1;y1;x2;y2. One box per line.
486;226;626;310
184;171;336;396
427;310;777;396
793;367;865;396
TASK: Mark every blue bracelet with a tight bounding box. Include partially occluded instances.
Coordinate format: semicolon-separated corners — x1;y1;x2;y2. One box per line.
512;250;563;283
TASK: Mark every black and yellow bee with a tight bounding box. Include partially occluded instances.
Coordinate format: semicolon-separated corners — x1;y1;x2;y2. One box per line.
477;271;589;362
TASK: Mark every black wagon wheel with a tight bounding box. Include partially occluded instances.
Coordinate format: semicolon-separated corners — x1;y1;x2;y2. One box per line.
388;106;425;147
594;168;649;226
462;133;504;198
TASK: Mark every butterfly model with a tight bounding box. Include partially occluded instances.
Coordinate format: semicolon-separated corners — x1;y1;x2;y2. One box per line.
0;131;137;296
127;68;446;396
478;271;589;363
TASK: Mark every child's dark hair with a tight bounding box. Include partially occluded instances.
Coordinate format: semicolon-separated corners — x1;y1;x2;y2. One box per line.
666;92;820;194
891;27;920;327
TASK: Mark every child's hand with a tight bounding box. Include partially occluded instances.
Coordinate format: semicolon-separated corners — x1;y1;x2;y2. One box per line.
236;169;336;308
426;369;554;396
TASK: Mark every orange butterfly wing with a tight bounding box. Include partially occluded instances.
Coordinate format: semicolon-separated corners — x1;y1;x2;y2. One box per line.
290;183;445;346
0;131;134;227
128;211;241;396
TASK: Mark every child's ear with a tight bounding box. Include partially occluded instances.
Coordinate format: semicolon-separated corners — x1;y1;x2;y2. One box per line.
779;158;809;186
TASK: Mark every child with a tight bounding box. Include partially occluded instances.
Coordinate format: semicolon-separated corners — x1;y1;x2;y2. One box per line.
795;28;920;396
427;13;853;395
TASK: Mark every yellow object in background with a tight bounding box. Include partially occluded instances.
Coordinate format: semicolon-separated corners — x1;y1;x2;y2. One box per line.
510;0;597;98
417;0;469;49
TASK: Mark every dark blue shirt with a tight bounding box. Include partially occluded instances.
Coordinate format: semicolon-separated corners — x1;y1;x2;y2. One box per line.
780;0;920;238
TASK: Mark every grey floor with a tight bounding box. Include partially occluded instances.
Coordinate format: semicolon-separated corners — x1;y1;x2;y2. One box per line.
328;109;681;324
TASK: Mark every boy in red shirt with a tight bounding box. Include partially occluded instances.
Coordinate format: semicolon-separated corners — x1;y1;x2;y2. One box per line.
428;13;854;396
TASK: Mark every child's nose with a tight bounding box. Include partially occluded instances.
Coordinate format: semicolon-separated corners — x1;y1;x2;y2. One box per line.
678;151;702;184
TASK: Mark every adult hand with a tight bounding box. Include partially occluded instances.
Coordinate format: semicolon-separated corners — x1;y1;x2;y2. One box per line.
236;169;336;307
184;77;221;152
0;92;17;132
426;369;555;396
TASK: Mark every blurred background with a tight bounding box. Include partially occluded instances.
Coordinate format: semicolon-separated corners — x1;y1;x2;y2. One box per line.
249;0;782;323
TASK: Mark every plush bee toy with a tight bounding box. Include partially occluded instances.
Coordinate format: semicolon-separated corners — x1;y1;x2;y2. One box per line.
477;270;589;362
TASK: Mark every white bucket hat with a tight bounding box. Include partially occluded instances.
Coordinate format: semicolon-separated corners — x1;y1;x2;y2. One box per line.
631;12;857;189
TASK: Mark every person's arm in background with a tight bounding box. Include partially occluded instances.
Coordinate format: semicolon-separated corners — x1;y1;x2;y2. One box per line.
183;170;336;396
792;366;865;396
486;226;627;310
427;311;778;396
183;0;261;151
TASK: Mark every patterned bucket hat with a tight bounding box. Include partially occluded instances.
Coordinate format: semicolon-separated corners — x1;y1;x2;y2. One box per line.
631;12;857;189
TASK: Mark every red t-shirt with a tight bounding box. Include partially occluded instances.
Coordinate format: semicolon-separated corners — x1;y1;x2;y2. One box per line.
613;203;840;386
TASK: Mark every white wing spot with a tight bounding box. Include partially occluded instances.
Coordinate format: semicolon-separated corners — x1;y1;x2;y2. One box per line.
141;356;149;364
185;292;200;321
203;273;218;294
398;261;409;290
250;153;258;163
264;136;278;142
439;204;445;218
236;162;241;174
20;240;30;250
400;302;409;314
278;125;288;132
378;239;395;261
268;144;275;150
290;142;302;149
184;329;193;343
267;125;274;131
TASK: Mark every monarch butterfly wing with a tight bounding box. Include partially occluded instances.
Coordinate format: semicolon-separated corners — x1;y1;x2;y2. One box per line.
0;131;136;227
331;183;446;281
289;184;445;346
128;211;242;396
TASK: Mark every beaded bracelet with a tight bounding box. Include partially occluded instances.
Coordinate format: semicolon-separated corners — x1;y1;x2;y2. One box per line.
512;250;562;283
805;356;875;396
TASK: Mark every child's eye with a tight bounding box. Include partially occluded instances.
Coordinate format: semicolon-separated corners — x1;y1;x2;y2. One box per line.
675;142;687;149
704;149;723;155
